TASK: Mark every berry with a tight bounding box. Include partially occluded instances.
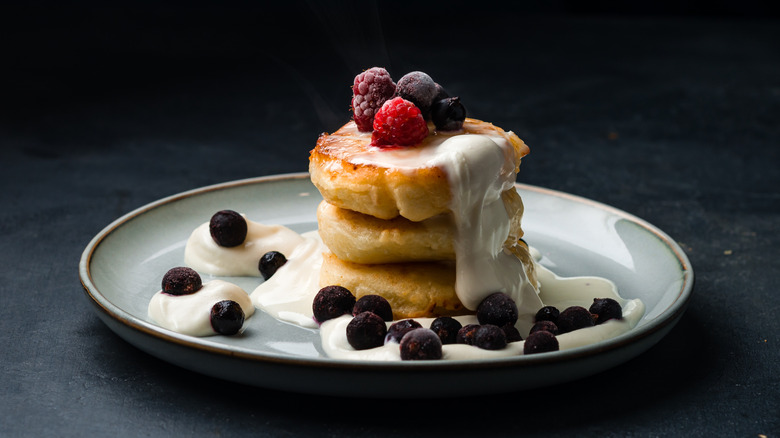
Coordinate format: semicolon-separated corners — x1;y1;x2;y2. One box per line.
456;323;480;345
210;300;245;335
385;319;422;344
400;328;443;360
557;306;596;333
589;298;623;324
477;292;518;327
523;330;559;355
501;322;523;343
431;97;467;131
346;311;387;350
535;306;560;324
351;67;396;132
529;320;559;336
371;97;429;147
394;71;438;119
259;251;287;280
353;294;393;321
473;324;508;350
161;267;202;296
312;285;356;323
209;210;247;247
433;83;449;101
430;316;462;345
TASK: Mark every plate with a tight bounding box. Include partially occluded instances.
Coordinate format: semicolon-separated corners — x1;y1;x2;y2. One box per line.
79;173;693;397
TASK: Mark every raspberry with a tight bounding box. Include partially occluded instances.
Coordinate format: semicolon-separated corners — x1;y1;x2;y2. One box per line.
371;97;429;147
351;67;396;132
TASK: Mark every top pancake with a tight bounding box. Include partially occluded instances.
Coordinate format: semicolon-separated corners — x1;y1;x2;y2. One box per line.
309;118;529;222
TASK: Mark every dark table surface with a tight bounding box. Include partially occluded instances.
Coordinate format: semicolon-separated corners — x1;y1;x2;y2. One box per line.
2;2;778;437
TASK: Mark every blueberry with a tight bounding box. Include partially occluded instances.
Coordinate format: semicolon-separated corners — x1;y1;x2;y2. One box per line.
346;311;387;350
385;319;422;344
259;251;287;280
523;330;559;355
456;323;480;345
473;324;508;350
477;292;518;327
535;306;560;324
209;210;247;247
431;96;467;131
210;300;245;335
529;320;559;336
430;316;462;345
557;306;595;333
394;71;438;118
161;267;202;296
353;294;393;322
589;298;623;324
433;83;448;101
312;285;356;323
501;322;524;343
400;328;443;360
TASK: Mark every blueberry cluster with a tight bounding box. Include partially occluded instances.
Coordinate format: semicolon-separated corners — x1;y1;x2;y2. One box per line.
524;298;624;355
394;71;467;131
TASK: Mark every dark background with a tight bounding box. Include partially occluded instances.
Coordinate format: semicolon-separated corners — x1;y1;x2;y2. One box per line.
2;1;778;437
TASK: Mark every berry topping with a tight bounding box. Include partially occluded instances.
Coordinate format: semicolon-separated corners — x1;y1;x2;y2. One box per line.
535;306;560;324
312;285;356;324
431;96;467;131
557;306;596;333
456;323;480;345
477;292;518;327
385;319;423;344
473;324;508;350
346;311;388;350
259;251;287;280
209;210;247;247
529;320;559;336
523;330;560;355
433;83;449;101
394;71;438;119
210;300;245;335
161;267;202;296
351;67;396;132
501;322;524;343
400;328;443;360
352;294;393;321
430;316;463;345
589;298;623;324
371;97;429;147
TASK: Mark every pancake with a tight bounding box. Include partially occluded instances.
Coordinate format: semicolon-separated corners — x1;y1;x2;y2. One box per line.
309;118;529;222
316;189;527;264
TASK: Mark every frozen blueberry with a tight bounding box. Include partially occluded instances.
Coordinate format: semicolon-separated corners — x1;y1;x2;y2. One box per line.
210;300;245;335
312;285;356;323
400;328;443;360
385;319;423;344
535;306;560;324
473;324;508;350
477;292;519;327
161;267;202;296
209;210;247;247
394;71;438;118
523;330;559;355
456;323;481;345
259;251;287;280
529;320;559;336
557;306;596;333
431;96;467;131
346;311;387;350
352;295;393;321
430;316;463;345
589;298;623;324
501;322;524;343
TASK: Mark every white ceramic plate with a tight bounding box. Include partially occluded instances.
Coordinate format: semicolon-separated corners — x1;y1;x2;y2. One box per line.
79;173;693;397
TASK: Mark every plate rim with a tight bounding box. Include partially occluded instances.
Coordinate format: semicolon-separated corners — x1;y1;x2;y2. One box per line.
78;172;694;372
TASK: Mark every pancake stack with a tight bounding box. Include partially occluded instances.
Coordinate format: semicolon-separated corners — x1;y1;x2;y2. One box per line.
309;118;539;320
